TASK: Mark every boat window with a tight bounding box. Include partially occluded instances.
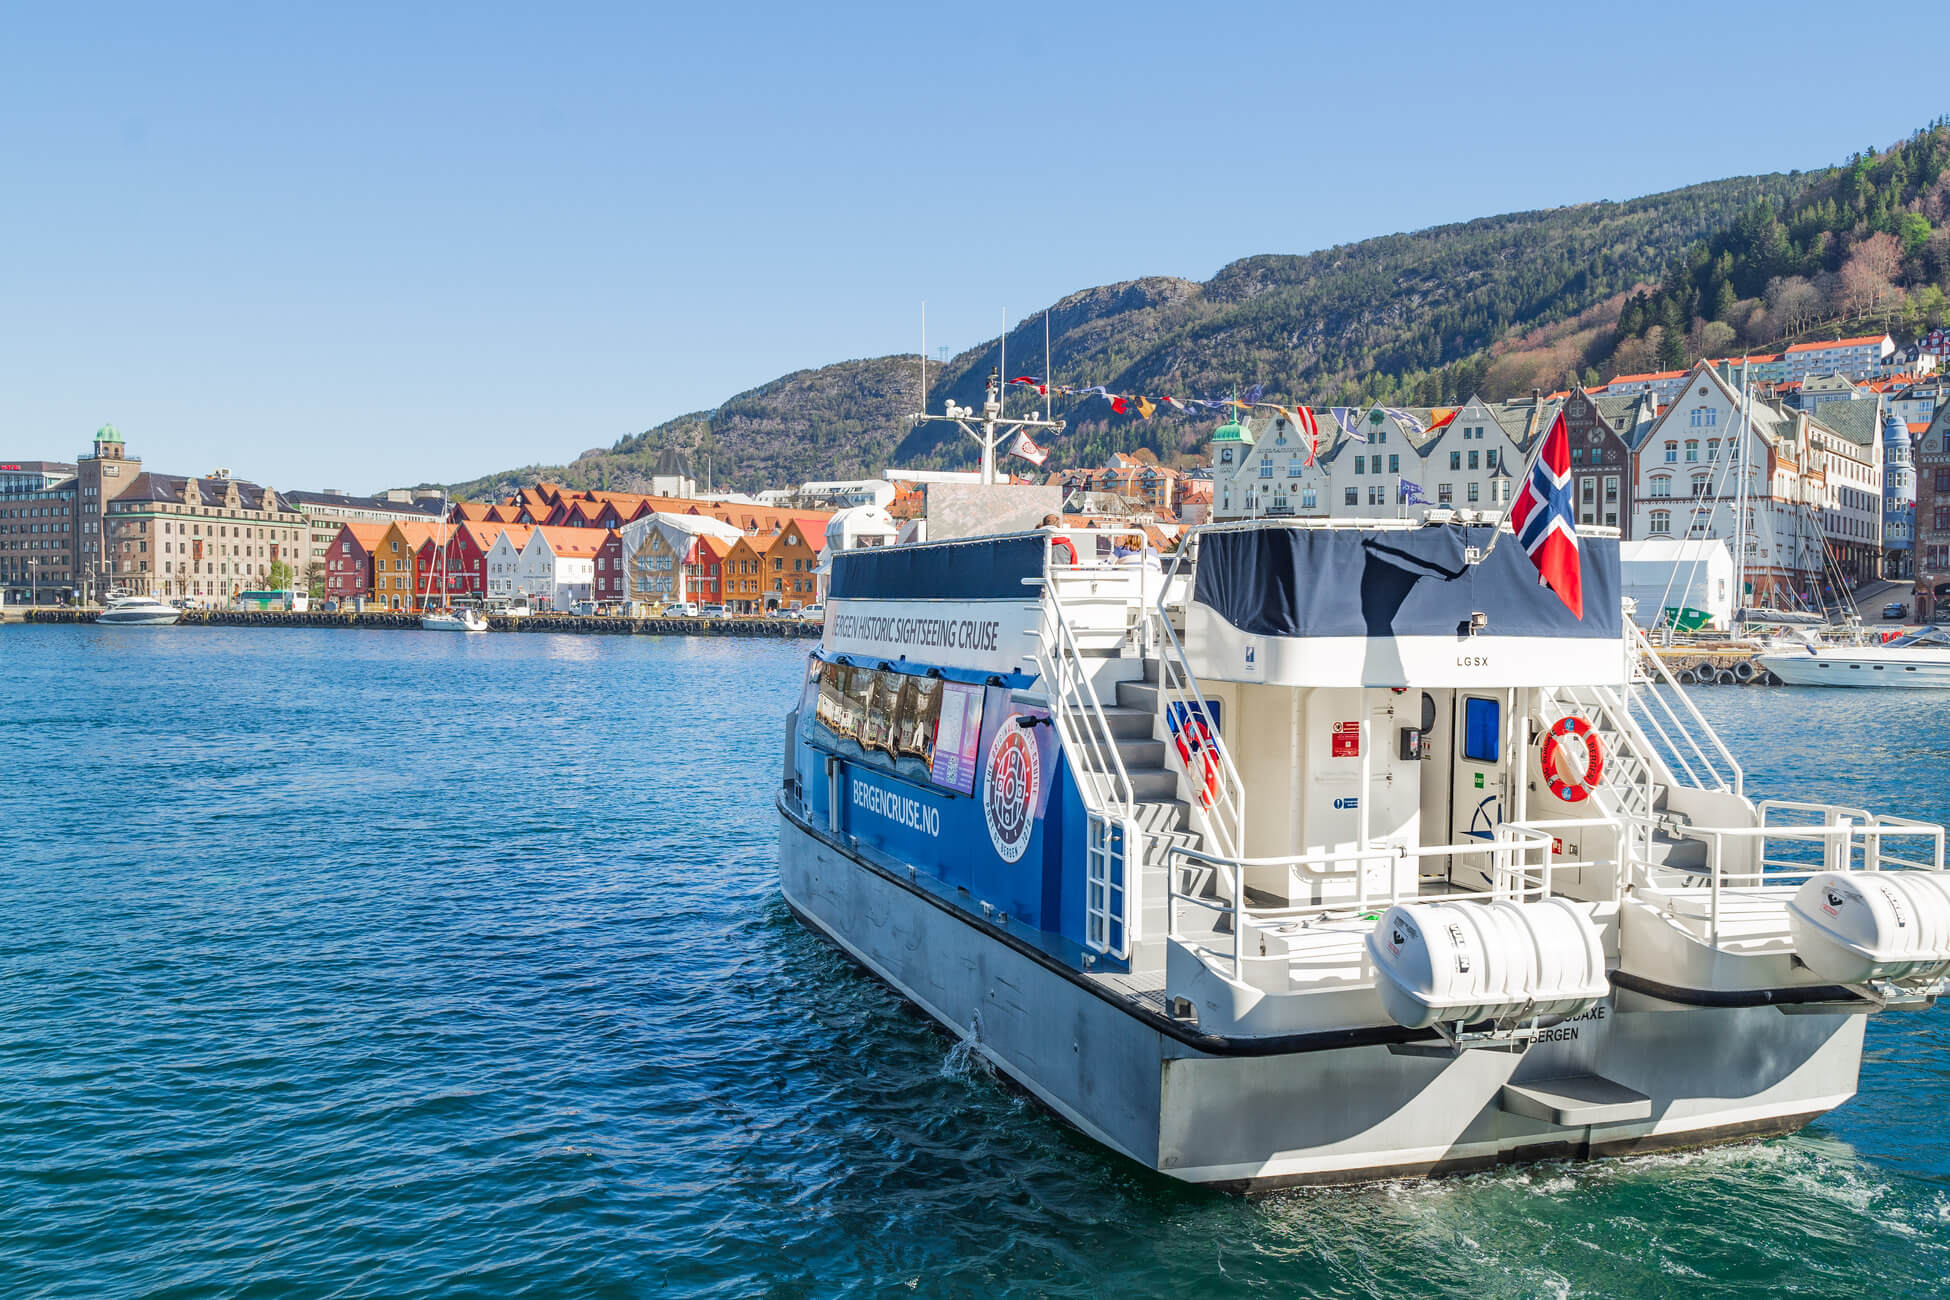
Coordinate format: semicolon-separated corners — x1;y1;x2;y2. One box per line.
894;676;942;761
1462;697;1500;762
861;670;906;755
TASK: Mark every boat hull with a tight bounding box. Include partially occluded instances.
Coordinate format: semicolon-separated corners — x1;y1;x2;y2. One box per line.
421;615;487;633
96;609;181;626
1758;650;1950;687
780;804;1865;1190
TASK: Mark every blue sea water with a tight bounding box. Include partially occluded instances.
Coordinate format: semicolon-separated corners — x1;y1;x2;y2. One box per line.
3;624;1949;1298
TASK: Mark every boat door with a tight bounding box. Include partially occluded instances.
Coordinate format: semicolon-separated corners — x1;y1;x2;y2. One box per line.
1449;692;1508;888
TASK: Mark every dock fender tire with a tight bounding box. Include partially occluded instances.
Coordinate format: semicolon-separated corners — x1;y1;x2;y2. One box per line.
1715;668;1738;686
1676;667;1698;685
1732;660;1756;683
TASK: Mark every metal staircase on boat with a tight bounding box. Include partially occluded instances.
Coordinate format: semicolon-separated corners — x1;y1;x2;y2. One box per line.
1031;561;1208;971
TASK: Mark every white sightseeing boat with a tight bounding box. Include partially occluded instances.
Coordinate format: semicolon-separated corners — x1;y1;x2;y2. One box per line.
1757;627;1950;688
95;595;182;626
777;514;1950;1190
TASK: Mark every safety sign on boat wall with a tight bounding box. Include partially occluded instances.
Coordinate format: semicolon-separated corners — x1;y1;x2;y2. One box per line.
1332;721;1361;758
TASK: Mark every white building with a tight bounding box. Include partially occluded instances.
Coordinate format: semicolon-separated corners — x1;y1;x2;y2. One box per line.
1619;538;1734;630
1597;369;1691;403
1781;335;1895;383
1629;362;1882;604
1208;398;1527;523
513;526;600;608
483;525;534;601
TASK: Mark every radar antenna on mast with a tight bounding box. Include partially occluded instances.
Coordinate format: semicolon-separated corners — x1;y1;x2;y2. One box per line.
907;315;1065;484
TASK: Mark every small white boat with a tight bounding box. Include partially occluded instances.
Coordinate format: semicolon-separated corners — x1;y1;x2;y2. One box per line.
95;596;182;627
1758;627;1950;687
421;608;489;633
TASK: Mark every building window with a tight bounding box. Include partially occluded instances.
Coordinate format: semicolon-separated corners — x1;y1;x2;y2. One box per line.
1259;463;1272;479
1389;454;1400;473
1467;450;1479;470
1301;487;1316;509
1344;487;1358;506
1685;440;1699;462
1650;509;1671;534
1355;456;1365;474
1604;476;1619;503
1438;483;1453;504
1450;451;1461;470
1467;482;1480;503
1665;442;1678;463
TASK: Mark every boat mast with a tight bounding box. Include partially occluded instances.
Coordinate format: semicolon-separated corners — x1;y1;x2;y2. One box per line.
906;312;1065;486
1732;362;1753;634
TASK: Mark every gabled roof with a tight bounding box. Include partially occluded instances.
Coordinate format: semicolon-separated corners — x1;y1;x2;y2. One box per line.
333;522;391;552
453;520;517;551
486;524;535;552
528;524;607;558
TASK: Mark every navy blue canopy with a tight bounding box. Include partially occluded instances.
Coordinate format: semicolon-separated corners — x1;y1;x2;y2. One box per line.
1192;526;1620;641
829;534;1045;602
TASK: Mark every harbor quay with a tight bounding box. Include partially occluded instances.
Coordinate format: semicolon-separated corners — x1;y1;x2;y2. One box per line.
16;607;816;638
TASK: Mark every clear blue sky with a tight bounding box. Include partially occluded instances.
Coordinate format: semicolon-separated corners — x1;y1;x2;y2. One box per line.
2;3;1941;492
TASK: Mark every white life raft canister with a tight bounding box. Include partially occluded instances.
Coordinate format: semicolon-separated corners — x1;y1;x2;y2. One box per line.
1366;897;1609;1029
1786;871;1950;985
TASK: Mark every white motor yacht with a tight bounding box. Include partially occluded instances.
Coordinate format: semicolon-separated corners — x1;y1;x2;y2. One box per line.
95;596;182;627
1758;627;1950;687
421;607;489;633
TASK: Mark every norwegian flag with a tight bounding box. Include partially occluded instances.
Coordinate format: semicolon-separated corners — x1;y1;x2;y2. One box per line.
1509;410;1583;619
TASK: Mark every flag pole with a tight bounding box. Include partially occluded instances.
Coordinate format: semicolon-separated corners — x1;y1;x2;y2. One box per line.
1476;399;1556;565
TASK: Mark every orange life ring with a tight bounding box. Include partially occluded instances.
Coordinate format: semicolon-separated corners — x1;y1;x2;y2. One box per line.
1050;537;1077;565
1541;716;1604;803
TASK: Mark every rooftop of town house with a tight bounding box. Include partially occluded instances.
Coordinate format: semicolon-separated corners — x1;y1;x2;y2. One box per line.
450;501;496;521
1600;368;1690;385
1785;334;1892;353
529;524;610;558
114;472;294;514
488;524;536;550
384;520;444;551
453;520;519;550
334;521;393;551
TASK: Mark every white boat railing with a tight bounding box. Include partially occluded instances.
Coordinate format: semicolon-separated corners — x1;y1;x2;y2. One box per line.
1623;621;1744;795
1164;827;1580;983
1640;801;1946;948
1147;534;1247;863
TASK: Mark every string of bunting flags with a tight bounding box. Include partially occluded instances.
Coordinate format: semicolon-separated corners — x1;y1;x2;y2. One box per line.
1003;376;1467;466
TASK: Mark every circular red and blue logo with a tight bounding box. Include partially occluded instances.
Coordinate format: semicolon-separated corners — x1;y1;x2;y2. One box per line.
983;723;1041;863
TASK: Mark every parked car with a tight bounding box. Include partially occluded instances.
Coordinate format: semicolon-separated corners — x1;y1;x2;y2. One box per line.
663;602;698;618
1883;601;1909;619
799;603;824;620
698;604;726;618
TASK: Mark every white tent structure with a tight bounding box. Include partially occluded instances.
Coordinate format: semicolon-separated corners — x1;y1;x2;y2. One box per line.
1619;538;1735;631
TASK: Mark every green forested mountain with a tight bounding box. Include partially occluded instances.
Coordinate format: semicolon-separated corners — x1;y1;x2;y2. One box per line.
438;129;1950;495
1596;122;1950;376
